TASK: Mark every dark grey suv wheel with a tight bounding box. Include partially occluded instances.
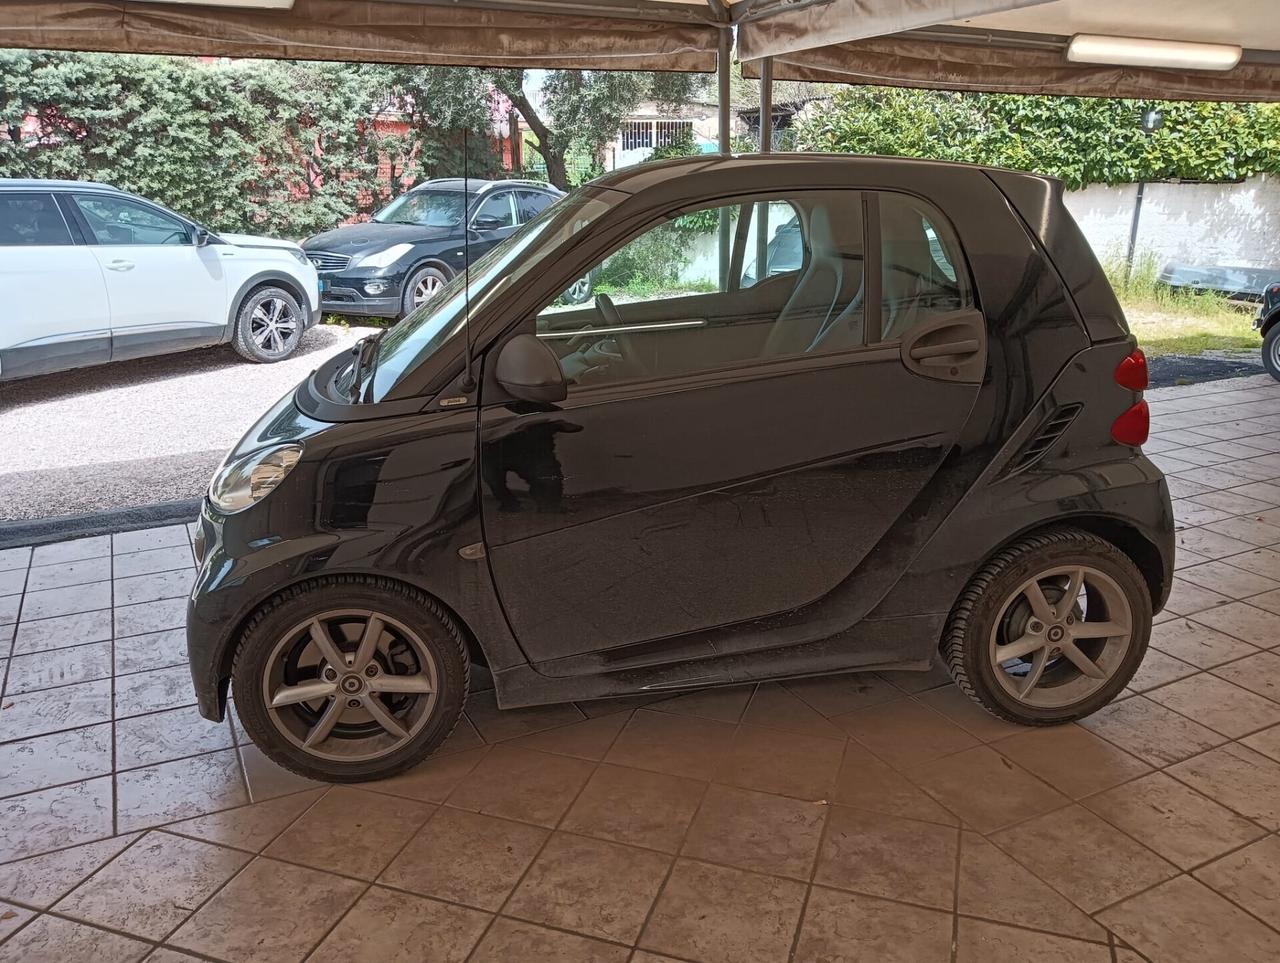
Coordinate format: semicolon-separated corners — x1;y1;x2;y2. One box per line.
231;576;468;782
1263;324;1280;382
233;286;304;363
401;265;448;318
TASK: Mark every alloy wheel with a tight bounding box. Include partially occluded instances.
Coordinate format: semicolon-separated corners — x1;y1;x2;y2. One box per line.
250;297;300;354
261;609;439;762
988;564;1134;709
565;274;591;302
413;274;443;308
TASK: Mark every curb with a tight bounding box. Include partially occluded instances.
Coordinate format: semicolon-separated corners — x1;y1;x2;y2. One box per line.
0;499;201;551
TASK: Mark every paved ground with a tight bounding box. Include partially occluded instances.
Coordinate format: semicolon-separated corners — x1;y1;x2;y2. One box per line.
0;325;375;522
5;375;1280;961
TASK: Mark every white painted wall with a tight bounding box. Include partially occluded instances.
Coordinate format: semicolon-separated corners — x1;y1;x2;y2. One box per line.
1064;174;1280;268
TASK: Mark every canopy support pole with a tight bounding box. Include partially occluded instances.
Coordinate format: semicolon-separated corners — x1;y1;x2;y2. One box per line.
717;25;732;287
753;56;773;287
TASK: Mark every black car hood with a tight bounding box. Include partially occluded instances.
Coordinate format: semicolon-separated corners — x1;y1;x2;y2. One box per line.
303;221;459;254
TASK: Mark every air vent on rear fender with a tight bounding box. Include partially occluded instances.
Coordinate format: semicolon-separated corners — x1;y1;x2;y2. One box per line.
1006;404;1082;474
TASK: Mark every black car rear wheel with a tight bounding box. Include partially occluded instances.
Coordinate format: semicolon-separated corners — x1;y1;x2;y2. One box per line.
941;528;1151;725
1263;324;1280;382
231;576;468;782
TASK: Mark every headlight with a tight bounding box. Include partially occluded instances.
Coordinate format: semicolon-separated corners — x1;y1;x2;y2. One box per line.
357;243;413;269
286;247;309;266
208;444;303;514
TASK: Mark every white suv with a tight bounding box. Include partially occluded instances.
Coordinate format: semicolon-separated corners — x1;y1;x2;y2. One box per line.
0;180;320;382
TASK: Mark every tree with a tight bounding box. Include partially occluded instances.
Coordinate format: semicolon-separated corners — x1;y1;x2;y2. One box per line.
488;69;706;190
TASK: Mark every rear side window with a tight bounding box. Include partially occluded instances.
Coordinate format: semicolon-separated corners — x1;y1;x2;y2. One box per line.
517;190;556;223
878;193;972;340
0;193;73;246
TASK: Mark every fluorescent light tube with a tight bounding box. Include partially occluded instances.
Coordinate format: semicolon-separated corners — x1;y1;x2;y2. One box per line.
131;0;295;9
1067;34;1242;71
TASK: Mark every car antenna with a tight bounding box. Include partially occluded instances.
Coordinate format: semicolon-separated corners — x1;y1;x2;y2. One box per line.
459;124;477;392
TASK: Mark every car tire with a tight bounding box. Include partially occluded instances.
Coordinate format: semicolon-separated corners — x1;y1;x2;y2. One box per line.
401;265;449;318
941;527;1151;726
230;576;469;783
561;271;594;305
232;286;305;363
1263;324;1280;382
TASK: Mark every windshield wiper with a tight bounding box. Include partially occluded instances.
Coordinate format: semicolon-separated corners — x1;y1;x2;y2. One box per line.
346;328;388;404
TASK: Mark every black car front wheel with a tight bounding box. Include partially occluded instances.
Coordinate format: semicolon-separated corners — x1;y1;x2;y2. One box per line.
231;577;468;782
1263;324;1280;382
941;527;1151;725
401;265;449;318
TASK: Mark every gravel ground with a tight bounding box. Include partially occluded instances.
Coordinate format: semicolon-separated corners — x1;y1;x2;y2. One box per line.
0;324;376;521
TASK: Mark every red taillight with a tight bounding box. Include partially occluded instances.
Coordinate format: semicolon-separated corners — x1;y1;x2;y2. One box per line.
1112;400;1150;446
1114;348;1149;391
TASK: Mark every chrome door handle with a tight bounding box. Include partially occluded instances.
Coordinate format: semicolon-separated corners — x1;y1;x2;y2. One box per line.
106;260;135;272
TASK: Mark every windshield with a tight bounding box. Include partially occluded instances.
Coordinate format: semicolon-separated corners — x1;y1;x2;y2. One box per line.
374;189;469;228
368;187;619;400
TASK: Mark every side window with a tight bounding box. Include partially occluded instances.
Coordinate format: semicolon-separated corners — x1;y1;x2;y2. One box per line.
73;195;190;246
535;190;867;391
472;192;516;230
878;193;972;341
517;190;556;224
0;193;73;246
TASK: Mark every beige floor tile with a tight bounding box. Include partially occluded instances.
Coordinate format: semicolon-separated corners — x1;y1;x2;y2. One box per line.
55;831;249;940
834;697;979;770
1178;560;1280;599
957;832;1105;941
264;785;433;879
1127;648;1201;692
1145;673;1280;737
111;545;194;580
1194;835;1280;931
0;776;114;863
113;628;188;676
166;789;325;853
815;806;958;910
1168;743;1280;830
560;763;703;854
716;724;845;800
1099;875;1280;963
4;641;112;694
308;886;490;963
0;724;112;798
604;709;736;782
954;918;1110;963
1190;601;1280;648
11;610;112;656
112;597;186;639
1212;650;1280;703
469;917;629;963
1177;527;1259;559
1223;547;1280;580
1162;578;1232;617
113;665;197;719
115;705;234;770
1077;696;1225;766
1245;585;1280;616
379;807;546;910
0;678;112;742
1241;721;1280;762
238;745;323;803
111;569;193;607
18;581;111;622
509;711;630;761
991;805;1177;913
683;784;825;879
1083;771;1266;870
463;689;585;743
115;750;248;833
640;859;806;963
168;857;364;963
782;672;903;717
1150;618;1258;668
506;833;670;943
0;834;138;909
654;684;754;723
994;725;1152;799
915;686;1027;741
877;663;955;693
792;887;953;963
368;746;488;804
23;556;110;593
0;914;149;963
831;741;959;826
905;744;1069;833
740;684;846;738
446;745;593;828
0;900;33;942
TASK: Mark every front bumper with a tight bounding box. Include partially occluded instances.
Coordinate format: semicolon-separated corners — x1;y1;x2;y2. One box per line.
318;270;406;318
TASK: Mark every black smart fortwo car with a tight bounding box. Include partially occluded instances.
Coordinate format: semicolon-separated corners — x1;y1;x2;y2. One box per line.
188;154;1174;783
301;178;574;320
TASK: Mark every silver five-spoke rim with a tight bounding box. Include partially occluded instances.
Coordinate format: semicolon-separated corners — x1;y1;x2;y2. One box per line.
413;274;443;308
250;297;300;355
566;275;591;302
262;609;439;762
989;564;1133;709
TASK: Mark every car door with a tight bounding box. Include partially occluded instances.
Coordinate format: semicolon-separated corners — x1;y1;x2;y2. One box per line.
467;191;519;261
68;193;228;359
478;188;987;668
0;191;110;380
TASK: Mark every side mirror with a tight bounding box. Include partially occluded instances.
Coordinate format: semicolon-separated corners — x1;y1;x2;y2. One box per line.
493;333;568;404
471;215;503;233
194;228;212;247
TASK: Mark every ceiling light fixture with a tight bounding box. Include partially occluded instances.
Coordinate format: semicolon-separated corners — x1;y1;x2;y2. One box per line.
131;0;296;9
1067;34;1242;72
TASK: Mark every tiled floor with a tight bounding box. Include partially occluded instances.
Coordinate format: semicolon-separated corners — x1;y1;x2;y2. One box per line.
4;374;1280;962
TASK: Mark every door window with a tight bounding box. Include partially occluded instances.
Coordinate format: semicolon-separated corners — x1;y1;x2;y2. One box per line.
517;190;556;224
472;191;517;230
879;193;972;340
0;193;73;246
536;190;865;389
73;195;191;246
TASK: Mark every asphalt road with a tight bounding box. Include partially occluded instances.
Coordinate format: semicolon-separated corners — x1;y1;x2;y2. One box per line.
0;324;376;522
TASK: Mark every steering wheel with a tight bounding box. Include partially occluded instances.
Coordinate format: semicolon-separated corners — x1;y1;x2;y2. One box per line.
594;293;646;377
